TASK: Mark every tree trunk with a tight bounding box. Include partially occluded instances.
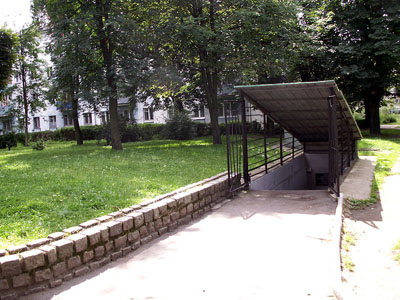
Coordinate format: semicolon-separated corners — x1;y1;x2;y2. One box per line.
200;67;221;145
71;86;83;145
95;0;122;150
21;56;29;146
368;95;381;135
364;98;370;129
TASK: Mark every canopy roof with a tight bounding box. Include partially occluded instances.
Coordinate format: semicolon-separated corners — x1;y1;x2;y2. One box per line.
235;80;362;143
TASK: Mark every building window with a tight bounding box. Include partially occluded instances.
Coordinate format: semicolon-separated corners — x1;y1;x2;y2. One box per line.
144;107;153;121
2;119;12;132
33;117;40;130
49;116;57;129
83;113;92;125
100;111;109;124
63;115;73;127
192;104;205;118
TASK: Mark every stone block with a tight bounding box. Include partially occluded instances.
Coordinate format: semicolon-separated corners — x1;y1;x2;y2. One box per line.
0;249;6;257
108;211;123;218
154;219;163;230
122;246;131;256
172;192;191;207
127;231;140;243
67;234;88;253
67;256;81;269
0;255;21;277
114;234;127;249
82;250;94;263
193;201;199;211
0;278;9;290
157;201;168;216
26;238;50;249
140;236;152;245
105;241;113;253
12;273;31;288
147;222;156;234
136;207;154;223
190;189;199;201
1;292;18;300
49;279;62;288
205;196;212;205
111;251;122;261
24;285;46;295
179;207;187;218
151;232;159;239
63;226;82;235
34;269;52;282
127;211;144;229
74;266;89;277
192;211;200;219
48;232;65;241
187;203;194;213
170;211;179;221
63;273;73;281
89;261;101;271
147;204;160;220
168;221;178;232
139;226;148;237
99;225;109;242
95;215;112;223
79;219;99;229
52;261;66;277
81;227;101;246
94;246;105;259
21;249;45;271
117;216;134;232
199;199;206;208
163;198;177;210
39;245;57;265
7;245;27;255
159;227;168;236
162;215;171;226
132;242;141;251
99;256;111;267
120;207;134;214
51;239;73;259
104;220;123;237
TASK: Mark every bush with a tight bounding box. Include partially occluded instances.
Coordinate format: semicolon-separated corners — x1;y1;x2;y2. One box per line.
193;122;211;137
31;139;45;151
137;123;165;141
381;114;397;124
97;121;139;145
162;111;194;140
0;133;17;149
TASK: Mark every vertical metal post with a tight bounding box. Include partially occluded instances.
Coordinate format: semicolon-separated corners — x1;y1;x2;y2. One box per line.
292;136;295;159
340;106;344;175
328;88;340;197
263;114;268;174
280;128;283;166
347;120;351;167
240;92;250;186
224;101;231;186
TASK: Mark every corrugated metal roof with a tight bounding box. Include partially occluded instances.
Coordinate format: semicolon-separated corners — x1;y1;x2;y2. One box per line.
235;80;362;143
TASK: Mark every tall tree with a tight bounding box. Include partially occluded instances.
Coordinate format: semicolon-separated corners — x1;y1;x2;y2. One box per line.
34;0;150;150
0;27;17;92
11;24;47;146
324;0;400;134
145;0;298;144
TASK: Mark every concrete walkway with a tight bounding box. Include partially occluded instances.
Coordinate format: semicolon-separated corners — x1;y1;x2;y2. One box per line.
23;190;338;300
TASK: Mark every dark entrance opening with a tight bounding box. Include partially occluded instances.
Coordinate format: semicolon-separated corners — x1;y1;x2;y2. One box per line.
225;81;362;196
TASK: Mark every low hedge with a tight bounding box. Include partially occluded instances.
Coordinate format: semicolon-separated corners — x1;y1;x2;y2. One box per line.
0;133;17;149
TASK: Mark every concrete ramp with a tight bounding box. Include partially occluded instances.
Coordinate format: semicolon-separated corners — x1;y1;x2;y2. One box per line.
23;190;337;300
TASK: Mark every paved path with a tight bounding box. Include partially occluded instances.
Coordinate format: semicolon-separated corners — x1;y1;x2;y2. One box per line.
342;159;400;300
23;190;337;300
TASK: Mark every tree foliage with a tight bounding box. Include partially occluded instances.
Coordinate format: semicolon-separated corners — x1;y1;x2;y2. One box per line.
0;27;18;92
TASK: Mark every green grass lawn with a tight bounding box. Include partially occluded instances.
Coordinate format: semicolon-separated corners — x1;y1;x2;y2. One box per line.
0;138;227;248
354;129;400;208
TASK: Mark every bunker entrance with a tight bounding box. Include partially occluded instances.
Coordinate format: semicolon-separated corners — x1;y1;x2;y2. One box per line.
225;81;362;196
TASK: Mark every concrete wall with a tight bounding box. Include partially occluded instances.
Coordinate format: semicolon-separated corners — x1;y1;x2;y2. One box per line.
250;155;308;190
304;153;329;189
0;173;233;299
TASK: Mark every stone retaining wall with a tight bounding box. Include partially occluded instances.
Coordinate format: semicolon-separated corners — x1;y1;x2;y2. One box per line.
0;172;233;299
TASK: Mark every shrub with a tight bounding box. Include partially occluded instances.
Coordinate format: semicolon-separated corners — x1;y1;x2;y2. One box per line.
163;111;194;140
137;123;165;141
0;133;17;149
194;122;211;137
97;121;139;145
381;114;397;124
31;139;45;151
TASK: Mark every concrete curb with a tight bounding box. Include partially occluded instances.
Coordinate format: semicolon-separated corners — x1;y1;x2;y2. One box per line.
331;193;344;300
